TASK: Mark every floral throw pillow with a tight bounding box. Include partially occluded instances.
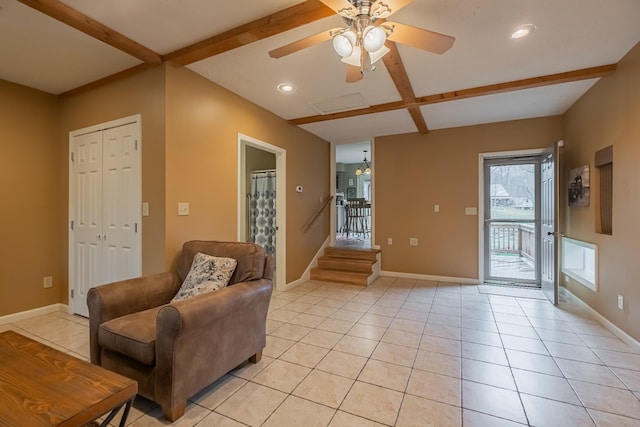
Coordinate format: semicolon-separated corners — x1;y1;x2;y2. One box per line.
172;252;237;302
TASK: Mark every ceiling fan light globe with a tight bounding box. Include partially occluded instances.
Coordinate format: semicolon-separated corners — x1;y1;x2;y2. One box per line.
333;34;353;57
363;26;387;52
369;45;390;64
341;45;362;67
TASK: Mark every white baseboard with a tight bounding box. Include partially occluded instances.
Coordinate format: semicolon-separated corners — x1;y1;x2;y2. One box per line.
284;236;331;291
561;287;640;352
380;270;479;285
0;303;69;325
367;251;382;285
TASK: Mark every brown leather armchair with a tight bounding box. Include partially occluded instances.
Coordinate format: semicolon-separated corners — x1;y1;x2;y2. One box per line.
87;241;273;422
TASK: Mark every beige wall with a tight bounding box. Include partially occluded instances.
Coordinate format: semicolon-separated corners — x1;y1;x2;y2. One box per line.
163;65;330;281
246;145;276;184
563;41;640;341
375;117;564;279
0;63;329;317
58;65;168;290
0;81;61;316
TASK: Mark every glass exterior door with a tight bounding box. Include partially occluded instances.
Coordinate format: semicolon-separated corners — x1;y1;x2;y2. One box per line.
484;159;540;286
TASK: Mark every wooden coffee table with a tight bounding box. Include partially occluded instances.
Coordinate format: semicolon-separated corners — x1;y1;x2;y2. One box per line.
0;330;137;427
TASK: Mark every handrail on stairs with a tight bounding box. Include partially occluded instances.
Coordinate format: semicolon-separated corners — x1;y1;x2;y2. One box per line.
302;195;334;233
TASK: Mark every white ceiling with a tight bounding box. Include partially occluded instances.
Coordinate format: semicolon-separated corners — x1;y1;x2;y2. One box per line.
1;0;639;145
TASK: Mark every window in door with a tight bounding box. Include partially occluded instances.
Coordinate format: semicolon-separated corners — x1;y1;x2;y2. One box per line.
484;158;540;286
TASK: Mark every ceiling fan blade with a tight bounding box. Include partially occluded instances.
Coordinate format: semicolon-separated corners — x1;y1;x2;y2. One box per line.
386;22;455;54
346;65;363;83
269;28;342;59
319;0;357;17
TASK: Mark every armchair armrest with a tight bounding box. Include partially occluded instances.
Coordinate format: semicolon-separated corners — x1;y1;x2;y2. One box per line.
154;279;273;407
157;279;272;332
87;271;181;364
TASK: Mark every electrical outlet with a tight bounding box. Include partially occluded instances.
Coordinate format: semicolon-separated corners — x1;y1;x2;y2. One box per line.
43;276;53;289
434;204;440;213
618;295;624;310
409;238;418;246
387;238;393;245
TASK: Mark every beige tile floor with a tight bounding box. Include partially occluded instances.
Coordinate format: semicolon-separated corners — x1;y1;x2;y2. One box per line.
2;276;640;426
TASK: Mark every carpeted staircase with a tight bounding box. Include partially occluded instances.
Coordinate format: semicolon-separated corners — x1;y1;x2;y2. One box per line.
310;247;381;286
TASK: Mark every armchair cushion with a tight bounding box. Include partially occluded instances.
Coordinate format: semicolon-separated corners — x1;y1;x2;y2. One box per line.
172;253;237;302
177;241;266;284
99;305;165;366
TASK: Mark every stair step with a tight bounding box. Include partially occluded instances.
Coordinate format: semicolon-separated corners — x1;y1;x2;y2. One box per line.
310;268;370;286
324;247;380;261
317;256;374;273
311;247;381;287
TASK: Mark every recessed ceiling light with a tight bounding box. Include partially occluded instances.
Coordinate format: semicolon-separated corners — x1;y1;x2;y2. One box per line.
277;83;296;93
511;24;536;39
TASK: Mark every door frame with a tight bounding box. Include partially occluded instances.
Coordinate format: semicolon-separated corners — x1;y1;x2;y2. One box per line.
68;114;142;315
477;148;544;285
483;156;541;286
237;134;286;291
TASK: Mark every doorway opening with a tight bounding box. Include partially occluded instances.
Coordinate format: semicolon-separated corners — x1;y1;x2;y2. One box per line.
480;144;559;303
238;134;286;291
484;157;540;287
335;141;373;249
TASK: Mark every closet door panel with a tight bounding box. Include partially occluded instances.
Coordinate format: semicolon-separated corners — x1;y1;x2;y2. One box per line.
102;123;141;283
71;131;103;316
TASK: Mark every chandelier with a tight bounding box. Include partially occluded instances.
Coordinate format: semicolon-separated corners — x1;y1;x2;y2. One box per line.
331;1;393;72
355;150;371;175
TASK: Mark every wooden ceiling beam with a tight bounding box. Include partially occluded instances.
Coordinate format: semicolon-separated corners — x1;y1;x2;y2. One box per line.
17;0;162;64
417;64;617;105
407;107;429;134
289;64;617;125
60;63;158;98
163;0;335;66
288;101;407;125
382;41;428;134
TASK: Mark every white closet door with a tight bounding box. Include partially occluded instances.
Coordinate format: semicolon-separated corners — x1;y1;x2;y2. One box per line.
71;131;103;316
69;116;141;317
102;123;141;285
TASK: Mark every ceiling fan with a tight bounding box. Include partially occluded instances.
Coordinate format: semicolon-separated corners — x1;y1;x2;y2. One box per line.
268;0;455;82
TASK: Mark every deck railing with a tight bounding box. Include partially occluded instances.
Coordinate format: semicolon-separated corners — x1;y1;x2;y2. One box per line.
489;222;535;261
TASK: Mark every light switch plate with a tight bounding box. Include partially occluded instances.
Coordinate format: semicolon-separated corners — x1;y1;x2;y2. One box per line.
409;238;418;246
142;202;149;217
178;202;189;216
465;207;478;215
434;204;440;212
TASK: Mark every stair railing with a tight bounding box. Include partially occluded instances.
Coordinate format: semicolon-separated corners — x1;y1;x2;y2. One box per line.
302;195;334;233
